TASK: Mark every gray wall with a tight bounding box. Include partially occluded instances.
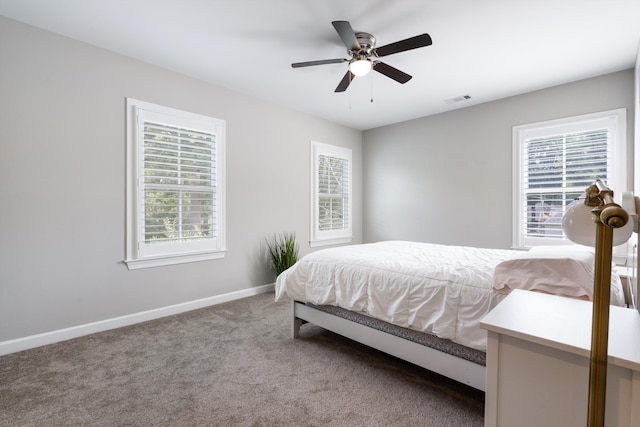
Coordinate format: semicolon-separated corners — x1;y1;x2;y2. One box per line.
0;18;362;342
362;70;635;248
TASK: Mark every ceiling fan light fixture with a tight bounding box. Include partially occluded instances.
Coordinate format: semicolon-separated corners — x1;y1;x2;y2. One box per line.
292;21;432;93
349;57;372;76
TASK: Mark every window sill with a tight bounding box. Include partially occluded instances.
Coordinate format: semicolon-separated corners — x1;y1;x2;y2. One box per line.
125;250;226;270
309;237;352;248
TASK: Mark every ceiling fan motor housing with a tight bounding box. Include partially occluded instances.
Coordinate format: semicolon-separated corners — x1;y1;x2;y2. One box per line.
353;32;376;56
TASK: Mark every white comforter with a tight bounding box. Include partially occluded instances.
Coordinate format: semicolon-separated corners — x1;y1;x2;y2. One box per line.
275;241;626;351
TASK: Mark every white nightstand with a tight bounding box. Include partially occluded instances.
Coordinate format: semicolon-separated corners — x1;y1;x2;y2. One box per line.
480;289;640;427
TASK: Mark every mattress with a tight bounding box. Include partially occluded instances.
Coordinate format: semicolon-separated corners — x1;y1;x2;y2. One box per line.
275;241;625;351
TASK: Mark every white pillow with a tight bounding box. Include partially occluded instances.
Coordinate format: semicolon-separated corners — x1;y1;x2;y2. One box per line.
493;246;595;300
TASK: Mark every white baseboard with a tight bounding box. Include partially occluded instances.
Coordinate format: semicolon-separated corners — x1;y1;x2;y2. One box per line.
0;284;274;356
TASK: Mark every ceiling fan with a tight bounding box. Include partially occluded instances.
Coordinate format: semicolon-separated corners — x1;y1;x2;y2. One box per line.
291;20;432;93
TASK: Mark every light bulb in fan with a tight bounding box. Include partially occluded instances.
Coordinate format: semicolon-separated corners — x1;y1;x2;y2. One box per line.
349;57;372;76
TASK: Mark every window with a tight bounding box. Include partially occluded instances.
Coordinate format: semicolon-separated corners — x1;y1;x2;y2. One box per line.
512;108;626;249
310;141;352;247
125;99;226;269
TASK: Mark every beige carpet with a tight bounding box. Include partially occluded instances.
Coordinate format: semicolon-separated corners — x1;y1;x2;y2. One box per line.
0;292;484;426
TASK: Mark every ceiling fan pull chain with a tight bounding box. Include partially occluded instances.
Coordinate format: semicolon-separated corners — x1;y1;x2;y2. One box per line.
370;74;374;103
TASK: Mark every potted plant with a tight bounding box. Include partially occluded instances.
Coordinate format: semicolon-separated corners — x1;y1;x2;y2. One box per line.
266;232;299;277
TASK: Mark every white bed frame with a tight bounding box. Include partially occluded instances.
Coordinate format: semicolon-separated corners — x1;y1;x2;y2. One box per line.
291;300;487;391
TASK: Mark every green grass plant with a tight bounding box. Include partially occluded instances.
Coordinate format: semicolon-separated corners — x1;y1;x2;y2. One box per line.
266;232;299;276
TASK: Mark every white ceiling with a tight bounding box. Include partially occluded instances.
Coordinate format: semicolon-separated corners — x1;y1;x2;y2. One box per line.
1;0;640;130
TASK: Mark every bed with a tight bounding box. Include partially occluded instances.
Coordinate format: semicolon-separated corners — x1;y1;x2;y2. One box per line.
274;241;627;391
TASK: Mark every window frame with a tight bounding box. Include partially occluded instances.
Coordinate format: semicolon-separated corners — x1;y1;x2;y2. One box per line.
125;98;226;269
512;108;627;250
310;141;353;247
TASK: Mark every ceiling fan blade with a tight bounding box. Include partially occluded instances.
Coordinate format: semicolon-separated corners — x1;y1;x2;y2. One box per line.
335;71;355;92
332;20;361;51
374;33;432;57
373;62;412;84
291;58;347;68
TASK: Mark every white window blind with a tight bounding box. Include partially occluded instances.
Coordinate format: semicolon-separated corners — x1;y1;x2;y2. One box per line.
126;99;226;269
318;154;350;231
141;121;216;245
512;109;626;249
311;141;352;247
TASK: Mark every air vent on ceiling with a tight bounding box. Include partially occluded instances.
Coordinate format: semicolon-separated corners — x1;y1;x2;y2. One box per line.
444;95;471;104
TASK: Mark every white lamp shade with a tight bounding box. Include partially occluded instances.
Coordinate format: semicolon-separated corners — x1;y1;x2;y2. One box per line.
562;201;597;246
349;59;372;76
562;195;634;247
